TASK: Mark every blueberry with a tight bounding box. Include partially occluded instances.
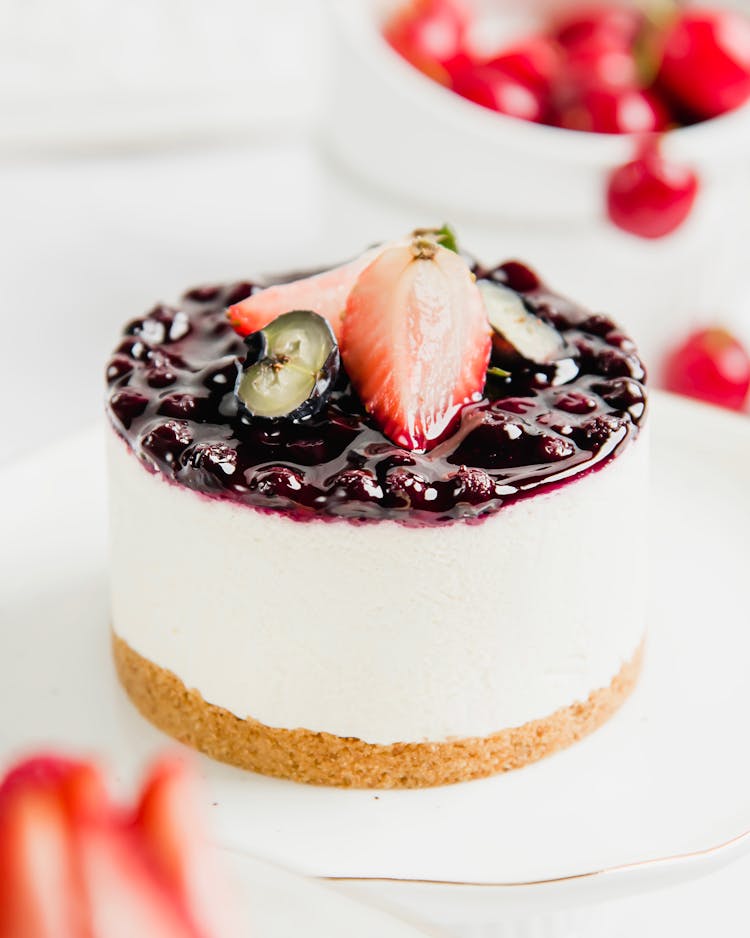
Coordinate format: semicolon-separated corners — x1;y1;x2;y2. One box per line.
183;284;221;303
555;390;598;414
328;469;384;502
106;356;133;385
109;389;149;429
235;311;339;421
184;442;238;480
479;280;567;369
450;466;495;503
202;357;240;392
141;421;193;466
580;313;616;337
253;466;304;498
574;414;626;449
537;434;576;461
224;281;256;306
488;261;541;293
157;393;204;420
593;378;646;412
116;337;150;361
146;367;178;389
386;468;430;508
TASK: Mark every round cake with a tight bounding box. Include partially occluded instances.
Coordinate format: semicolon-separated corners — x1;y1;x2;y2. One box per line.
106;229;648;788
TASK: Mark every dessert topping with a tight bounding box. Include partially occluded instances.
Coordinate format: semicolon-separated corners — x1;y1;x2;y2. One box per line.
341;234;491;451
236;310;340;421
478;280;572;371
227;246;380;340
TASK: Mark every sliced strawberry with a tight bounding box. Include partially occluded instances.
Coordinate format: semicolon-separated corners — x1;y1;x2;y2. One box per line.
227;246;382;339
341;236;490;451
77;821;199;938
0;760;87;938
134;757;239;938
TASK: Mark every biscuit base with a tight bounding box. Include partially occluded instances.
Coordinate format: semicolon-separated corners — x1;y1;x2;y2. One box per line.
113;632;643;789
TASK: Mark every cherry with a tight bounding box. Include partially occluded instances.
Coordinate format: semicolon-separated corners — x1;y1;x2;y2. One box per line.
606;142;698;238
663;328;750;410
556;86;670;133
450;62;548;122
384;0;469;82
485;35;561;96
658;9;750;120
553;4;643;51
553;5;643;95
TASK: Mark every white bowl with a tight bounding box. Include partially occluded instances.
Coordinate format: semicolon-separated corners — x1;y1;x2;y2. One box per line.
326;0;750;223
323;1;750;367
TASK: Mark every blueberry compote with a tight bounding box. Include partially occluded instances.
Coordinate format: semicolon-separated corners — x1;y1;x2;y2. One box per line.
105;261;646;525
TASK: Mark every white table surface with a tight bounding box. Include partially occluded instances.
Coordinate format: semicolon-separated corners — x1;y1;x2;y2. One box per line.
2;129;750;934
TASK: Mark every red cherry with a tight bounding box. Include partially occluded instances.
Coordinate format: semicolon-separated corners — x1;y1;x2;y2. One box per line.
663;328;750;410
553;4;643;50
564;41;640;93
384;0;469;81
658;9;750;119
485;35;562;95
553;4;643;94
557;86;670;133
450;62;548;122
606;143;698;238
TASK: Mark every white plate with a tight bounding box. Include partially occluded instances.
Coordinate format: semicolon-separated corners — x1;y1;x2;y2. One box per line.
224;850;435;938
2;392;750;922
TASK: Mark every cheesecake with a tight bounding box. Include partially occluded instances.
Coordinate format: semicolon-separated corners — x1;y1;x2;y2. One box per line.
106;229;648;788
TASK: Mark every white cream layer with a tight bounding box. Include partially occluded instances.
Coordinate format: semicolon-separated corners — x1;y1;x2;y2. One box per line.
108;428;647;745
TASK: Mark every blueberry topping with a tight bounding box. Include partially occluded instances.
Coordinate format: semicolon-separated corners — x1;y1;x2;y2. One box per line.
105;263;646;525
235;311;340;421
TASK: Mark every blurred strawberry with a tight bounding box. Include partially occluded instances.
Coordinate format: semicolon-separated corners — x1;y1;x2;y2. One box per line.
135;758;238;938
0;754;239;938
0;757;91;938
663;327;750;410
657;8;750;119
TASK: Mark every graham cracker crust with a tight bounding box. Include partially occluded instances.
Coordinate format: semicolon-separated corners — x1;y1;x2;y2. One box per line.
113;633;643;789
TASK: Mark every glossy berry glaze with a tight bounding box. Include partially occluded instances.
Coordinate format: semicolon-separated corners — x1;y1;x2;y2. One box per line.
105;260;647;526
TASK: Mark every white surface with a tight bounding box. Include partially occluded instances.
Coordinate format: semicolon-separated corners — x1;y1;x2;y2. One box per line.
108;423;646;744
0;1;324;153
2;393;750;927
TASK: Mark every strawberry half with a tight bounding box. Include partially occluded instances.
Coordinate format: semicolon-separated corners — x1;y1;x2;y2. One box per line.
0;757;94;938
0;753;238;938
341;236;490;451
227;246;382;340
77;822;200;938
134;758;240;938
